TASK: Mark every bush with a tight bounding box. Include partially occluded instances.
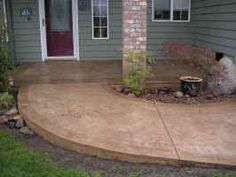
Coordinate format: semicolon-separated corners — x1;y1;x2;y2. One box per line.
0;14;11;92
123;50;154;96
0;92;14;111
160;40;223;91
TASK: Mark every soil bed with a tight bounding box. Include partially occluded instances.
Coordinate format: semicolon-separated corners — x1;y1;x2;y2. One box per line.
112;85;236;104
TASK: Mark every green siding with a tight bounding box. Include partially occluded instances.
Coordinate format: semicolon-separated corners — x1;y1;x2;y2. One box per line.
78;0;122;60
191;0;236;62
10;0;41;63
147;0;193;59
9;0;236;63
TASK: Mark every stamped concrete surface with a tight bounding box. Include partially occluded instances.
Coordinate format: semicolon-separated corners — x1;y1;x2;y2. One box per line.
18;83;236;167
19;83;178;164
15;61;236;167
157;102;236;166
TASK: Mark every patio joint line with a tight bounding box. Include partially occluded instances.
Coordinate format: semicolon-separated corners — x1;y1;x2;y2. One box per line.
154;103;181;160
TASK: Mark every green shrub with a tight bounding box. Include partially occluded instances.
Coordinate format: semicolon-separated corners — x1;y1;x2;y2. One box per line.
123;50;154;96
0;92;14;111
0;14;11;92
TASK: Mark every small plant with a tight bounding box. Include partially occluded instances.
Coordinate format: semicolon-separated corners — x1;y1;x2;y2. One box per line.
0;92;14;111
161;40;223;91
123;50;154;96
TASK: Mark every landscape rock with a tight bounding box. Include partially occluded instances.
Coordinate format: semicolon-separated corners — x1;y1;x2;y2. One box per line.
219;57;236;95
12;114;22;120
158;91;166;96
5;107;18;116
150;89;157;94
185;94;190;98
174;91;184;98
128;93;135;97
146;93;156;100
19;127;34;136
205;93;215;100
0;115;8;124
158;87;171;94
6;119;16;129
112;84;124;93
123;88;131;94
15;119;25;129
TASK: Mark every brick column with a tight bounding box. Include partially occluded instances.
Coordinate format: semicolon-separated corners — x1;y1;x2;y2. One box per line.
122;0;147;75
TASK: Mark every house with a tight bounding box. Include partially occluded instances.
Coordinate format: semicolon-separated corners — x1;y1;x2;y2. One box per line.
1;0;236;71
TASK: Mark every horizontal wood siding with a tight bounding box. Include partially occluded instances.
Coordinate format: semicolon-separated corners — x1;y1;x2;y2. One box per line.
11;0;41;63
9;0;236;63
191;0;236;62
147;0;193;59
78;0;122;60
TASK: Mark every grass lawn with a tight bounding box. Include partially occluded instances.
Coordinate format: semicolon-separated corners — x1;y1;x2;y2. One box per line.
0;128;236;177
0;128;102;177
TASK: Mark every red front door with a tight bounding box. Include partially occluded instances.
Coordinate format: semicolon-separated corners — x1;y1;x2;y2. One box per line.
45;0;74;57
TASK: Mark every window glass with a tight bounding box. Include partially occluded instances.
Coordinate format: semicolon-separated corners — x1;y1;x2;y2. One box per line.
153;0;171;20
173;0;189;21
92;0;108;39
93;5;100;16
153;0;190;22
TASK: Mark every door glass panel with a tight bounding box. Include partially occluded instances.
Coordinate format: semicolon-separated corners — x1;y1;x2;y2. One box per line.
45;0;74;56
50;0;71;31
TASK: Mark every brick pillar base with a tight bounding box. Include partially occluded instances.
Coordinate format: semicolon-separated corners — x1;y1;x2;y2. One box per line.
122;0;147;75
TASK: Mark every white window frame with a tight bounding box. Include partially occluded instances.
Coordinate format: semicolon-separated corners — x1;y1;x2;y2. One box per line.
91;0;109;40
152;0;191;23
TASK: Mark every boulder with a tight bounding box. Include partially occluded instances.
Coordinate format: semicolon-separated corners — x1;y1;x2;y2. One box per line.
123;87;131;94
174;91;184;98
219;57;236;95
5;107;18;116
12;114;22;120
205;93;215;100
158;87;171;94
19;127;34;136
0;115;8;124
15;119;25;129
6;119;16;129
112;84;124;93
128;93;135;97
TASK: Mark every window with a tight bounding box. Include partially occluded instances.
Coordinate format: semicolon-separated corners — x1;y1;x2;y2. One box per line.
153;0;190;22
92;0;109;39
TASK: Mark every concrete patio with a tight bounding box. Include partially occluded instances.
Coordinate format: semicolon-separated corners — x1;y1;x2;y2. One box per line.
15;61;236;167
13;60;202;85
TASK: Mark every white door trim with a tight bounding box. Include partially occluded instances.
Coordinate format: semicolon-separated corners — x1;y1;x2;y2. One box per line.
38;0;79;61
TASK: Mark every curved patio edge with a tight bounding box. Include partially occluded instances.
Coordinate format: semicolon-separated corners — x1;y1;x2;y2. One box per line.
18;84;236;168
18;86;180;166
